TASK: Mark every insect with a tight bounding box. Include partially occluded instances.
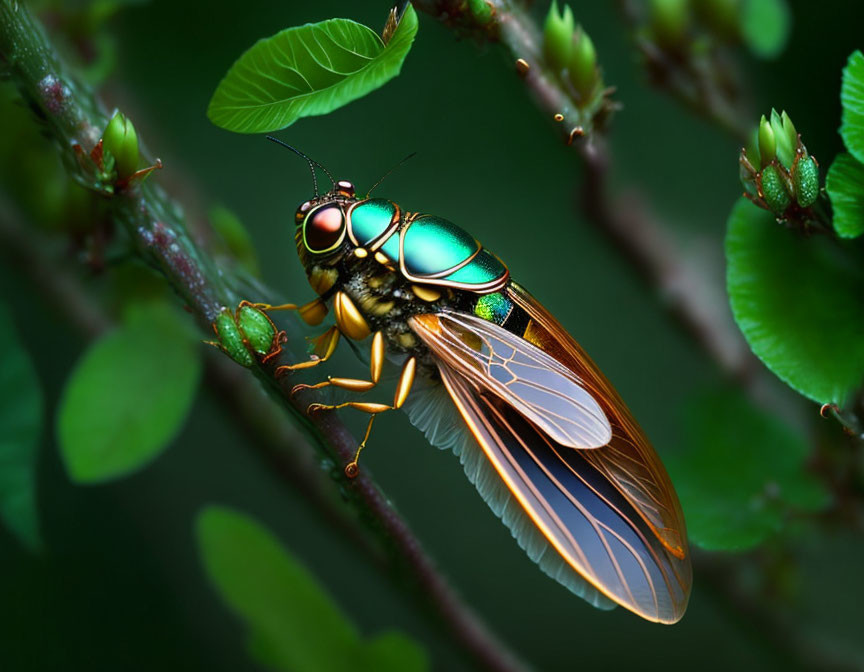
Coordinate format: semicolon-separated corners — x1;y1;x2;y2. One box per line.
219;137;692;623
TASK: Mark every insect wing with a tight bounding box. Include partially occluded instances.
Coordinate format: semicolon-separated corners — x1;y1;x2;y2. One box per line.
433;356;690;622
409;310;612;449
408;299;691;622
505;283;689;561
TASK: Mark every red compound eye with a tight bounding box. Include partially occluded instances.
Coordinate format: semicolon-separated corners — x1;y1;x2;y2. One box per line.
304;204;345;252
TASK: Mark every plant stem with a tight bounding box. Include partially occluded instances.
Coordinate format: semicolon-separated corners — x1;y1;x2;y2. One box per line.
0;4;525;671
413;0;758;389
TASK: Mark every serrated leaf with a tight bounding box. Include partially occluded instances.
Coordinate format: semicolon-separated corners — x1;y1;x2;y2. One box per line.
207;7;418;133
740;0;790;59
827;153;864;238
197;506;427;672
726;198;864;404
840;51;864;164
667;389;829;551
0;304;43;551
57;302;201;483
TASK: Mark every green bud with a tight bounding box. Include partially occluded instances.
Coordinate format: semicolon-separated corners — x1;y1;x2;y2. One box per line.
467;0;494;25
544;0;575;71
213;309;255;367
757;114;776;167
237;304;277;356
793;156;819;207
650;0;689;47
568;25;598;100
102;111;139;180
760;164;791;214
210;304;280;367
770;108;797;169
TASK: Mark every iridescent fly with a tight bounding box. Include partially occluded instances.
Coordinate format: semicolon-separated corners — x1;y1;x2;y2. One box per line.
217;137;692;623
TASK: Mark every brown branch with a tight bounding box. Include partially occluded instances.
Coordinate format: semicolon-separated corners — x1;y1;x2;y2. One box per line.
0;4;525;671
414;0;758;390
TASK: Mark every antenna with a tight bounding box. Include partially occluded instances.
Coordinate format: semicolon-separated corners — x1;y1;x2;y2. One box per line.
265;136;335;196
366;152;417;198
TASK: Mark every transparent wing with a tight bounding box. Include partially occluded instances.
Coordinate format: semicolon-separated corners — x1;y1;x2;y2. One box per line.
428;356;690;622
505;283;689;560
410;311;612;449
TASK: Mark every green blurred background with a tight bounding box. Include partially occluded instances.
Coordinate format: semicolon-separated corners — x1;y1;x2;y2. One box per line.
2;1;863;670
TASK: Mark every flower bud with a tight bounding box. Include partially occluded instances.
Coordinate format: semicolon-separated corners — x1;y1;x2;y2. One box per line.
102;111;139;180
770;109;797;169
467;0;494;25
650;0;689;47
757;114;776;167
544;0;575;72
760;164;791;214
568;25;598;100
793;156;819;207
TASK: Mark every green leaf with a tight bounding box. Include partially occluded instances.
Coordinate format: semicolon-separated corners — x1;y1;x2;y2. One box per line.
726;198;864;404
841;51;864;164
667;389;829;551
197;506;427;672
740;0;790;59
827;153;864;238
360;632;429;672
0;304;43;551
57;302;201;483
207;7;419;133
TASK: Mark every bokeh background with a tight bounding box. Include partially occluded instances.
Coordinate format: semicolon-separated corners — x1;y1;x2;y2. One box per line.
2;1;863;670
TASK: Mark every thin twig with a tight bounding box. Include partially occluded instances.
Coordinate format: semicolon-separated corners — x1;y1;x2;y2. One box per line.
0;4;525;671
412;2;860;669
413;0;758;390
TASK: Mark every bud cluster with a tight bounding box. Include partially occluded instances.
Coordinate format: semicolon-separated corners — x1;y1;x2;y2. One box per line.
543;1;604;106
739;110;820;217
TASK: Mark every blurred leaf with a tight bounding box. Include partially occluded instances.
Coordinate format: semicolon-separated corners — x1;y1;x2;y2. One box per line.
841;50;864;163
827;153;864;238
726;198;864;404
197;506;428;672
0;304;43;551
667;389;829;551
740;0;790;59
207;6;418;133
57;302;201;483
360;632;429;671
209;205;260;276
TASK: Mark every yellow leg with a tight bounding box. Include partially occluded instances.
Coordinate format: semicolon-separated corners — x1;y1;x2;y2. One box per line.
305;354;417;479
275;326;340;377
249;298;328;326
291;331;386;395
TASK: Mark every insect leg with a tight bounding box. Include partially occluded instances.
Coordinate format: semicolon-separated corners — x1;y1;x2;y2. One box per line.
275;326;340;376
292;331;385;394
245;298;328;326
306;356;417;478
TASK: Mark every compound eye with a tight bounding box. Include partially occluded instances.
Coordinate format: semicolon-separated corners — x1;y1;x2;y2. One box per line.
295;200;313;225
304;204;345;252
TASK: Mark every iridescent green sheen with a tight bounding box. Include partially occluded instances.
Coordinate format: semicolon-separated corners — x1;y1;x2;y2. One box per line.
444;250;506;286
214;310;255;367
238;305;276;355
349;199;396;246
378;232;401;262
474;292;512;324
402;215;479;276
